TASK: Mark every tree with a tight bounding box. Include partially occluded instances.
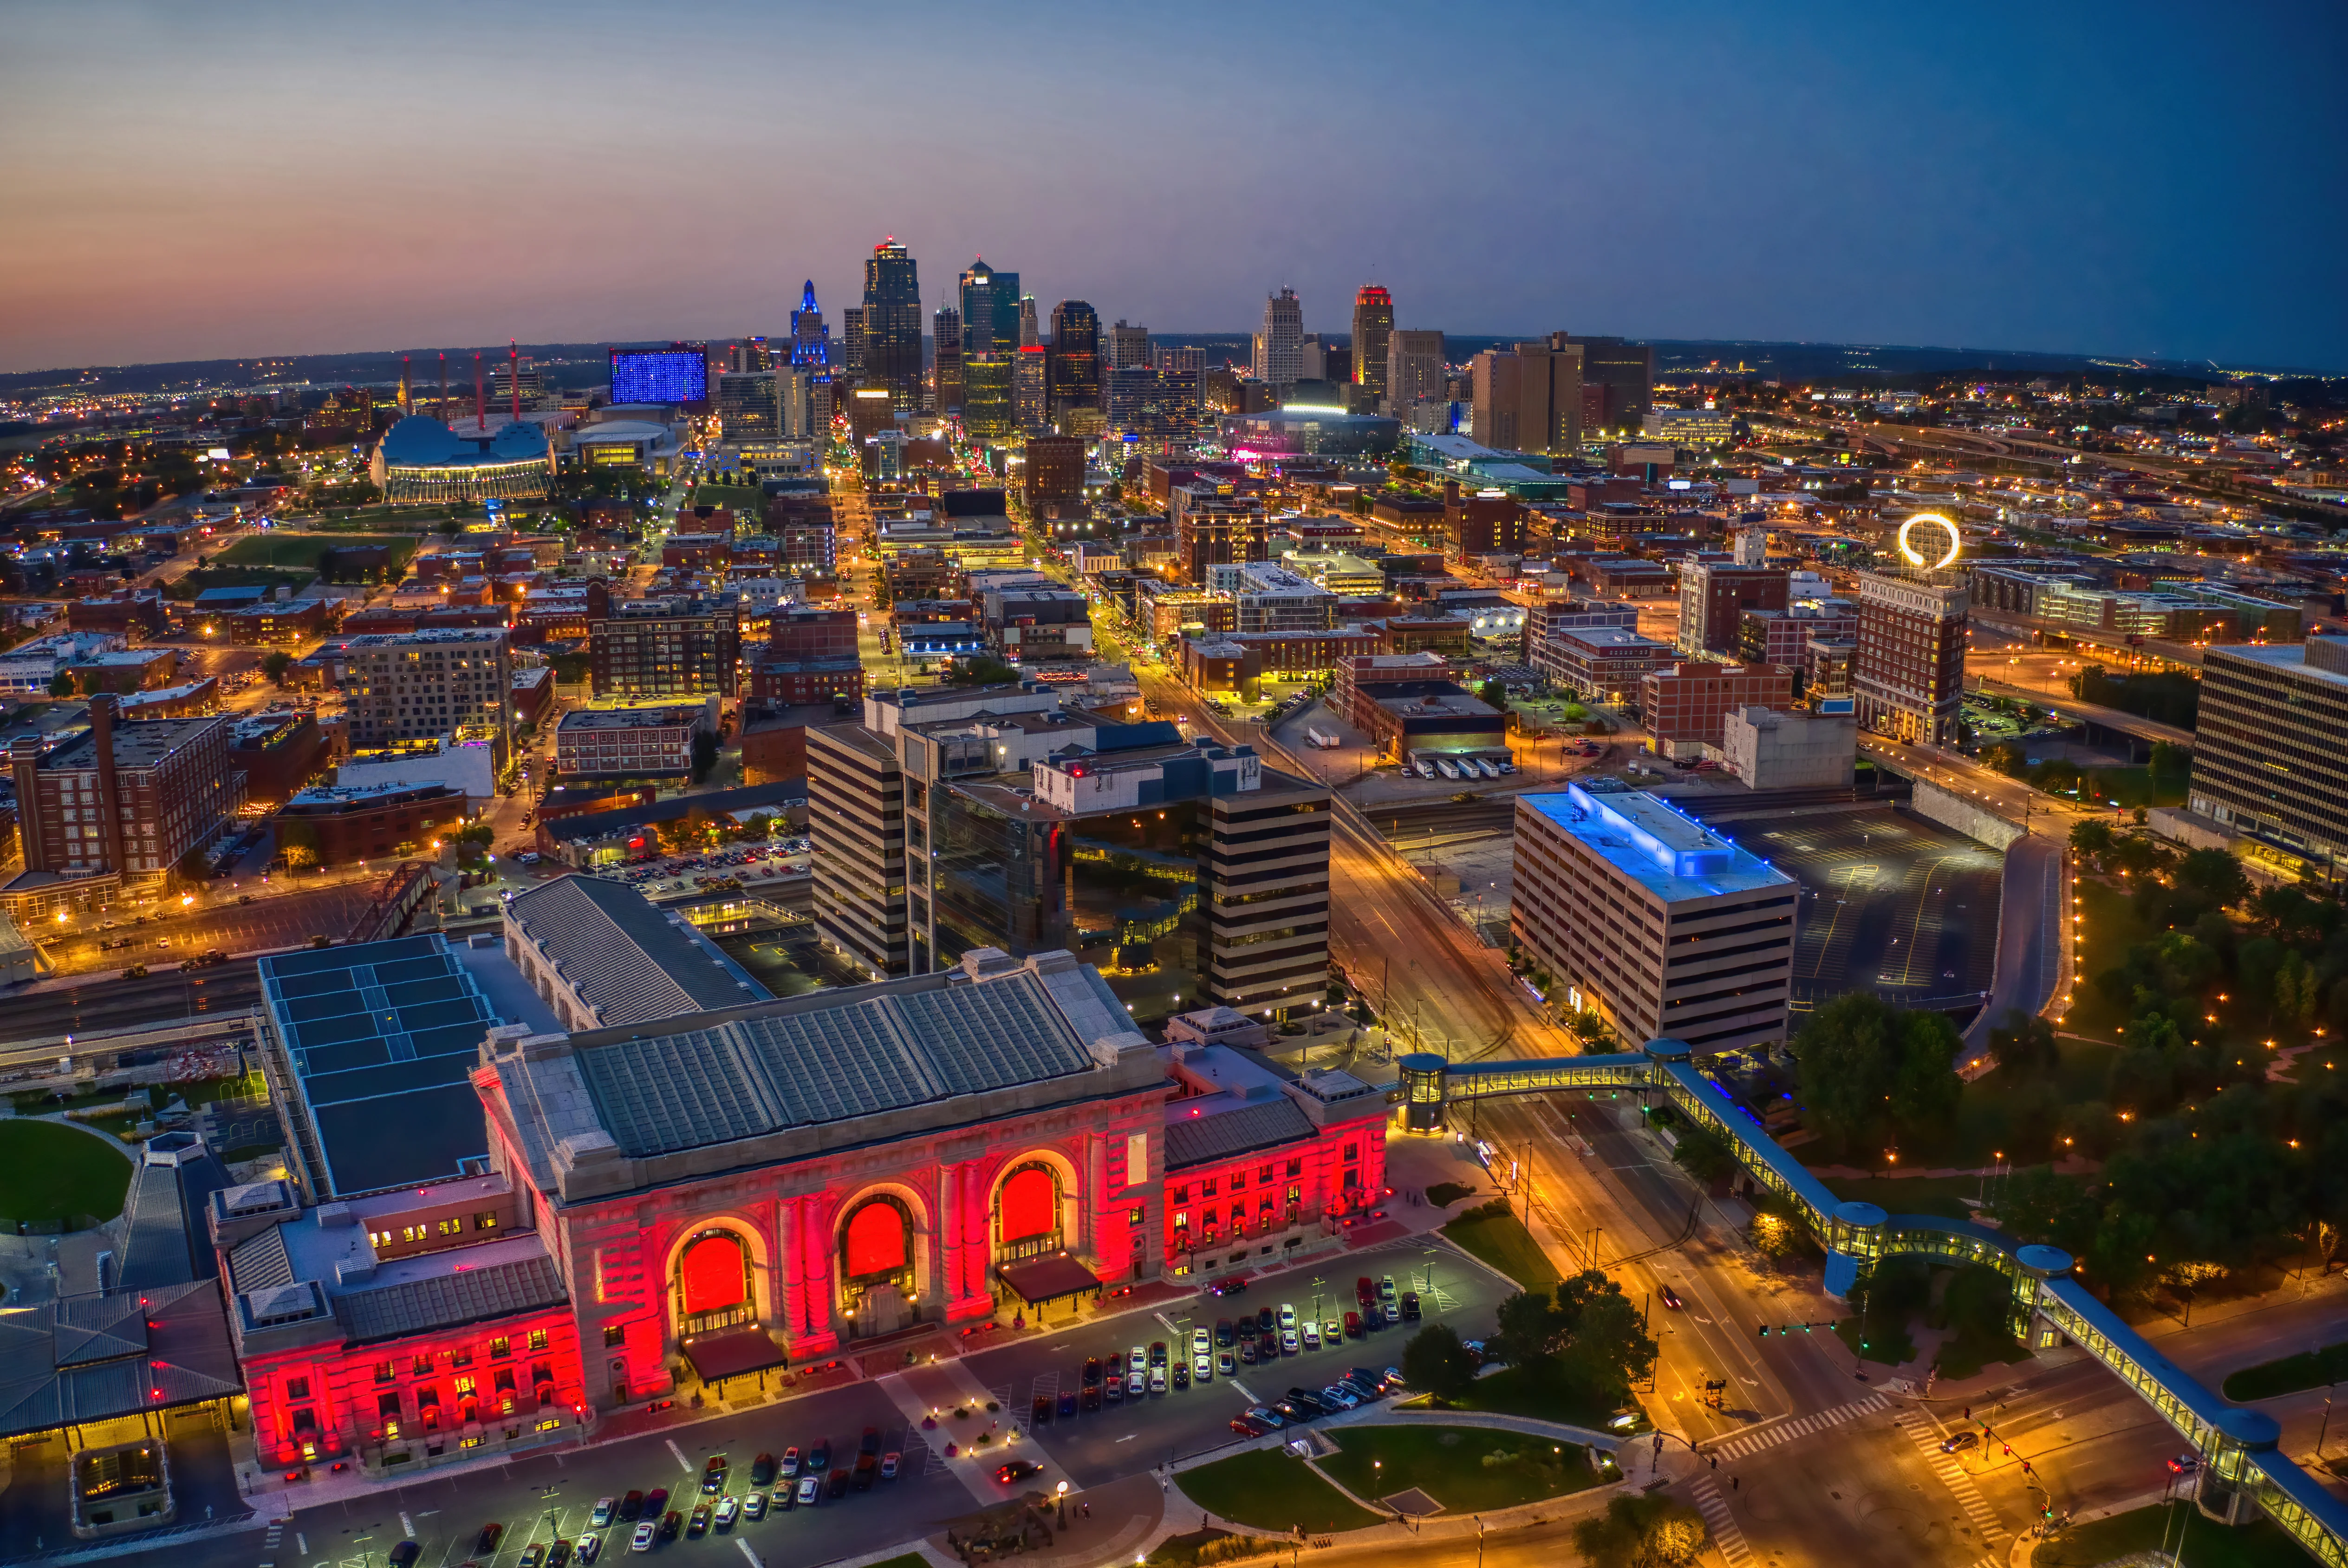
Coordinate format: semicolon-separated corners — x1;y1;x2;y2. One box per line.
2173;847;2250;911
1669;1124;1739;1187
945;655;1021;687
1572;1494;1708;1568
1559;1288;1659;1405
276;817;321;874
2068;819;2115;858
1477;678;1509;710
1989;1009;2059;1078
1939;1262;2020;1347
261;650;294;686
689;729;719;784
1793;992;1962;1156
46;671;74;698
1491;1289;1566;1370
1400;1323;1475;1403
1568;1009;1619;1055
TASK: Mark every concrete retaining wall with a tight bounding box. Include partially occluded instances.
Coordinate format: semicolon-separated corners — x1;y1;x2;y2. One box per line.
1910;779;2026;850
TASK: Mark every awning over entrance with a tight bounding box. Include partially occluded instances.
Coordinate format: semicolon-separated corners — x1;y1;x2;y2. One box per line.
681;1327;789;1384
997;1254;1104;1308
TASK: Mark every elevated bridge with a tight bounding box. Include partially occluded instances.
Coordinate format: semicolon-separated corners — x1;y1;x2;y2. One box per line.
1399;1041;2348;1563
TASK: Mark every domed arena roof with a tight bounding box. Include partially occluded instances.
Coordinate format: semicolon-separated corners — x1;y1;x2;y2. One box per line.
378;415;466;465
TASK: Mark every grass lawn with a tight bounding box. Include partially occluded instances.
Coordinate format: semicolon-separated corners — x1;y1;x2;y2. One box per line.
1317;1425;1596;1513
217;532;418;573
1425;1181;1480;1208
2035;1500;2311;1568
1174;1450;1380;1535
1448;1362;1622;1431
1440;1205;1561;1293
2223;1339;2348;1402
2062;877;2159;1038
0;1119;133;1228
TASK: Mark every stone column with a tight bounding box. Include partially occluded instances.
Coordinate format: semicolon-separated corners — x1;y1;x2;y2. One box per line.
937;1165;960;1311
798;1193;838;1353
967;1163;992;1302
777;1197;802;1335
1084;1137;1107;1260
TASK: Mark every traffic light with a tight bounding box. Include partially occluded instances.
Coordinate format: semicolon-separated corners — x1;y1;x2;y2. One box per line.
1759;1323;1770;1337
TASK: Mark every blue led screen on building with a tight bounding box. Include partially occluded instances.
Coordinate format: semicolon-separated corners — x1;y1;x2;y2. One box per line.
609;345;709;404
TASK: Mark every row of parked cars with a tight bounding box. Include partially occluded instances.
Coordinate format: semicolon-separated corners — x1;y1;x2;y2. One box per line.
1231;1366;1407;1437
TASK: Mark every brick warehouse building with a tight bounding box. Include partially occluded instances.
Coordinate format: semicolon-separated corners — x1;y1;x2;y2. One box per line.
225;908;1386;1475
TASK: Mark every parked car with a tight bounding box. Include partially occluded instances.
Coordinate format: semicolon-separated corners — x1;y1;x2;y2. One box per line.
795;1475;821;1509
741;1492;767;1521
629;1523;657;1553
750;1453;777;1486
643;1489;669;1518
575;1535;602;1565
1400;1292;1421;1321
1343;1310;1364;1338
880;1451;901;1481
686;1504;711;1537
590;1499;616;1529
779;1447;800;1477
826;1469;849;1501
477;1523;508;1554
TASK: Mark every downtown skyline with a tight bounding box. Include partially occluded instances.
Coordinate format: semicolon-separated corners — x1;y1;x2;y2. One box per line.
2;0;2344;376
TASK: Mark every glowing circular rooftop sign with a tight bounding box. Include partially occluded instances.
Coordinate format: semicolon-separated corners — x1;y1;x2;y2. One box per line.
1897;512;1962;570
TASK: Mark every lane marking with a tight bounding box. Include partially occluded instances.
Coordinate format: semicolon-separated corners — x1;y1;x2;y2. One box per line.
399;1513;415;1538
666;1438;692;1472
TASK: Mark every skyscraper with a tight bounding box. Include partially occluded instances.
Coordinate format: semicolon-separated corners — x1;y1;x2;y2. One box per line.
789;281;830;369
932;306;963;415
1386;329;1446;417
958;260;1021;358
1155;345;1203;443
860;240;923;411
1015;345;1050;434
1351;286;1393;403
962;356;1015;440
1253;288;1303;389
1470;335;1583;453
1106;320;1150;370
841;307;866;377
1047;300;1100;419
1567;336;1656;436
1017;296;1040;349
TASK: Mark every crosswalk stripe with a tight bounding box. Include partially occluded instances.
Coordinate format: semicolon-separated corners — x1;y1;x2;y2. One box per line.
1691;1475;1752;1566
1899;1418;2010;1543
1703;1393;1889;1462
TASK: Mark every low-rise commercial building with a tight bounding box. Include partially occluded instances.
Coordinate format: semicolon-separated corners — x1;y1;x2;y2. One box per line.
1721;705;1858;789
554;703;711;782
277;780;471;866
1641;661;1796;758
1537;625;1675;703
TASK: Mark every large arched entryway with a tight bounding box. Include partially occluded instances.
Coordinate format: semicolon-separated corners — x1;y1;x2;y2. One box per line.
839;1196;917;1338
994;1160;1065;1263
673;1228;754;1336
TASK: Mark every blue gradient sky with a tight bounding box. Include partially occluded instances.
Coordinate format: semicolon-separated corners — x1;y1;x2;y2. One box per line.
2;0;2342;373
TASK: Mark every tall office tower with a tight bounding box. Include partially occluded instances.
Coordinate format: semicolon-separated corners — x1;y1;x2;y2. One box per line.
790;280;831;368
1155;345;1203;442
1853;569;1969;745
729;338;772;373
1385;329;1446;417
1014;345;1050;434
1470;334;1584;453
584;579;742;701
717;371;784;440
958;259;1021;358
1047;300;1100;418
1351;286;1394;403
841;307;866;377
962;356;1015;440
1253;288;1303;389
1018;296;1040;349
1103;364;1153;438
1677;558;1789;657
932;306;964;414
861;239;924;411
2189;636;2348;870
1510;785;1795;1054
1567;335;1656;435
1106;319;1151;370
342;628;516;755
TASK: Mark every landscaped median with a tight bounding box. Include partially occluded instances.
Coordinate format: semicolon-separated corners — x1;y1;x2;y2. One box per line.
2223;1339;2348;1403
1171;1423;1605;1537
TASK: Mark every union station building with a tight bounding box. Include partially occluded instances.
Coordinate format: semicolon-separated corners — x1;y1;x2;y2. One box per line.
217;883;1386;1477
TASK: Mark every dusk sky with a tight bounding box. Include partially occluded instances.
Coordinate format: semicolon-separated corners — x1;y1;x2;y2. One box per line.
3;0;2343;375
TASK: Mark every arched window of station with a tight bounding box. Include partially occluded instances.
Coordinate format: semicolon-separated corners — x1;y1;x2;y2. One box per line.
838;1195;916;1319
995;1161;1065;1262
673;1228;754;1336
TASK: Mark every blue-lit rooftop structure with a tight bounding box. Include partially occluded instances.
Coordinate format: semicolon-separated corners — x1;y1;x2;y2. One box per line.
1526;783;1794;904
369;415;551;504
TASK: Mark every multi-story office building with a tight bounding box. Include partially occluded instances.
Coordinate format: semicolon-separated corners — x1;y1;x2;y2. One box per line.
860;240;923;411
1047;300;1100;418
1565;335;1655;435
716;371;782;440
1537;625;1676;703
1017;296;1040;349
1853;569;1968;745
931;306;963;414
1470;335;1584;454
958;260;1020;358
1679;555;1790;657
811;684;1332;1019
554;704;708;782
1642;407;1736;449
1641;661;1796;756
7;697;239;884
342;628;514;755
1511;784;1795;1054
1253;288;1303;390
1171;484;1269;586
962;357;1015;441
1386;329;1446;418
2188;637;2348;873
789;280;831;368
1015;345;1050;434
1154;345;1203;442
1106;320;1150;370
1351;286;1393;405
1210;562;1338;633
584;580;741;702
840;307;865;377
1444;485;1522;560
1024;434;1086;505
1738;600;1858;670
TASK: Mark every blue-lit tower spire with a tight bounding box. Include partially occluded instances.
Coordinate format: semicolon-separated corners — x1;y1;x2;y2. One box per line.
790;281;831;369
